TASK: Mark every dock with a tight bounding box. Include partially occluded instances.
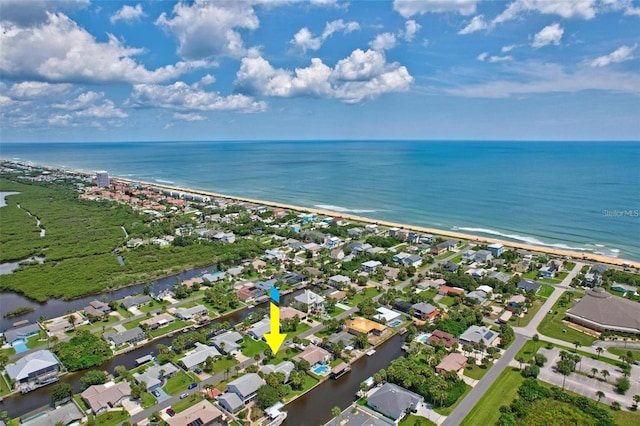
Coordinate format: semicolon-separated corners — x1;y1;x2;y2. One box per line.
330;362;351;379
366;349;376;356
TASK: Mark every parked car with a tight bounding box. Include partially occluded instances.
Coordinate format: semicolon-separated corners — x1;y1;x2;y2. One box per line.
188;383;197;390
152;390;161;397
166;408;176;417
180;392;189;399
194;368;202;374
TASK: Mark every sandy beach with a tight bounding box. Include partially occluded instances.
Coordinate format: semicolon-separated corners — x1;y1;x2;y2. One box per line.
10;161;640;269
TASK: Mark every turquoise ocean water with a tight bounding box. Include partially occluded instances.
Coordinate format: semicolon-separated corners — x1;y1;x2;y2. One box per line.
1;141;638;261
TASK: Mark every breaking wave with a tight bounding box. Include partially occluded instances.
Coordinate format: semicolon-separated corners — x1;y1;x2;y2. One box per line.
314;204;377;214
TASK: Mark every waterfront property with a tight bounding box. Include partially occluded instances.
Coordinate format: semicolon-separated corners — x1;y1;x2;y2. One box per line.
293;345;331;366
325;404;395;426
247;318;271;340
218;392;244;413
227;373;265;404
459;325;498;347
133;362;178;391
165;400;223;426
565;287;640;335
260;361;295;382
81;380;131;415
140;313;176;330
411;302;439;322
20;403;85;426
174;304;208;320
5;350;61;393
103;327;146;347
436;353;468;373
487;243;504;257
374;307;402;325
84;300;111;318
346;317;388;337
3;322;41;346
179;342;221;371
367;382;424;423
120;295;151;310
211;330;243;354
427;330;458;349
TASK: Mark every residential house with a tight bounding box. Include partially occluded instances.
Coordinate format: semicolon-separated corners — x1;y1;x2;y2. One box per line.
402;255;423;268
265;249;287;261
293;345;332;366
260;361;295;382
166;400;223;426
256;279;278;292
3;323;41;346
329;275;351;289
392;252;411;262
382;266;400;281
247;318;271;340
477;285;493;295
81;381;131;415
584;272;602;287
348;242;372;256
330;248;345;260
227;266;244;277
466;268;486;279
435;353;468;373
489;271;511;284
393;299;414;314
103;327;146;347
290;224;301;233
506;294;526;312
202;272;226;283
133;363;178;391
211;331;243;354
84;300;111;319
20;403;85;426
539;265;556;279
280;272;306;286
459;325;498;347
591;264;608;275
611;283;638;296
327;290;347;301
364;224;378;233
366;247;385;256
426;330;458;349
140;313;175;331
348;228;364;237
442;261;458;272
236;284;263;302
411;303;439;322
466;290;488;304
218;393;244;413
213;232;235;244
5;350;61;392
325;236;342;249
487;243;504;257
227;373;265;403
416;278;445;290
374;307;402;325
294;290;325;311
174;304;208;320
474;250;493;264
280;306;307;321
461;250;476;262
438;286;465;297
367;383;424;423
430;240;457;255
517;279;541;294
303;242;322;255
251;259;266;272
361;260;382;272
179;343;221;371
120;295;151;310
346;317;388;337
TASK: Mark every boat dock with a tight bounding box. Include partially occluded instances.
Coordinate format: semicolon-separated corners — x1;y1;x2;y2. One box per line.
330;362;351;379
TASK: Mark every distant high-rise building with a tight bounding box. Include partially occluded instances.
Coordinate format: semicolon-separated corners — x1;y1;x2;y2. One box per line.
96;171;109;188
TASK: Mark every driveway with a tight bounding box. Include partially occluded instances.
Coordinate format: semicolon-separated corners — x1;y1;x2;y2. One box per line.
150;386;171;403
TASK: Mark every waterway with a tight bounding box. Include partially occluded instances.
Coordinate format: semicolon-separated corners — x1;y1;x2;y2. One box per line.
283;334;405;426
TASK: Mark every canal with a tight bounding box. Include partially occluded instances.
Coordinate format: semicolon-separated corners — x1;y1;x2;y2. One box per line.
1;290;304;419
283;334;405;426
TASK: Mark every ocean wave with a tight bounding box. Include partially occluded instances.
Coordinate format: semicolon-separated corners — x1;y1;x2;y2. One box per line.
314;204;377;214
154;178;175;184
451;226;609;253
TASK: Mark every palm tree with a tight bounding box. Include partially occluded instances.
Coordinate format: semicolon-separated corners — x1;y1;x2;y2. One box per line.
591;367;598;378
331;406;341;419
532;334;539;353
596;390;605;404
601;369;610;382
633;394;640;410
67;314;76;330
38;315;47;339
516;356;525;370
557;359;574;390
573;341;581;352
596;347;603;359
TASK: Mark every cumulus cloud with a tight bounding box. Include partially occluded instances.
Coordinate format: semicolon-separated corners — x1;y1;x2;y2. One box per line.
173;112;206;121
370;33;397;51
129;81;266;112
393;0;479;17
156;0;259;60
445;61;640;98
458;15;488;34
589;44;637;67
110;4;146;25
399;20;421;41
0;0;89;25
235;48;413;103
494;0;597;25
0;12;209;84
290;19;360;52
48;91;127;126
6;81;72;99
532;23;564;48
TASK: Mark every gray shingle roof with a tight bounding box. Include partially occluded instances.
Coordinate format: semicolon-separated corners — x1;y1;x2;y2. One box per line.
5;350;59;382
4;323;41;344
367;383;423;421
228;373;265;400
103;327;145;346
21;403;83;426
218;392;244;412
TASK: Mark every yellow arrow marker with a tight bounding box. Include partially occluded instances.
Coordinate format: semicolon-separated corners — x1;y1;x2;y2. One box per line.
264;302;287;354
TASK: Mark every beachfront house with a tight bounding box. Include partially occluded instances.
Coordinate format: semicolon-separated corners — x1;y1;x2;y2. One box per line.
487;243;504;257
367;383;424;423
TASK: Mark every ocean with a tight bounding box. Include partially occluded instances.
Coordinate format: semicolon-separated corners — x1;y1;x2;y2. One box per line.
1;141;639;261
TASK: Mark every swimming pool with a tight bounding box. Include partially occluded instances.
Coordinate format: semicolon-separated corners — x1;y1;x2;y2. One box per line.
310;364;330;376
12;340;29;353
415;334;429;344
388;319;403;327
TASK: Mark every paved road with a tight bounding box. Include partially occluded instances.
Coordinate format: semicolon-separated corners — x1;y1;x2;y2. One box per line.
442;333;527;426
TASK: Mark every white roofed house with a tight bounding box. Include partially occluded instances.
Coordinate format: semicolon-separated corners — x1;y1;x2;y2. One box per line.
402;254;423;268
133;363;178;392
474;250;493;264
361;260;382;272
260;361;295;382
174;304;208;320
227;373;265;404
211;330;243;354
5;350;61;393
294;289;325;312
179;342;221;371
329;275;351;289
459;325;498;348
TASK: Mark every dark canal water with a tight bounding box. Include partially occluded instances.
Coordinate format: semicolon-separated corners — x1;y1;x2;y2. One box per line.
283;334;405;426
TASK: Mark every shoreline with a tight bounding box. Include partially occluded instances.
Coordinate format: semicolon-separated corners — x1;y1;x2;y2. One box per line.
4;160;639;268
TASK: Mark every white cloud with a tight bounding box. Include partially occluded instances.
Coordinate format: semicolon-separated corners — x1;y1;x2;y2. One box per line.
494;0;597;25
156;0;259;60
48;91;127;126
291;19;360;52
589;44;637;67
399;20;421;41
489;55;513;62
235;48;413;103
173;112;206;121
458;15;488;34
369;33;397;51
0;12;209;84
501;44;516;53
129;81;266;112
0;0;89;25
110;4;146;25
7;81;72;99
532;23;564;48
198;74;217;86
393;0;480;17
445;61;640;98
477;52;489;61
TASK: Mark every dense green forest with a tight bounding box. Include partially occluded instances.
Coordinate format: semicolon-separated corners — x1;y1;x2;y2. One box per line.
0;178;264;301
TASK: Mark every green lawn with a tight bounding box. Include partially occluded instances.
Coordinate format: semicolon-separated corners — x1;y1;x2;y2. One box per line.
607;346;640;360
463;363;489;380
521;270;539;279
460;368;524;426
510;299;544;327
95;410;129;426
327;307;345;317
163;371;193;395
115;306;133;319
26;334;48;349
537;297;597;347
399;414;436;426
538;284;555;298
240;335;268;357
610;409;640;426
140;391;156;409
285;322;312;339
433;383;472;416
172;393;205;413
287;374;319;399
0;373;13;396
271;347;302;365
580;265;590;274
211;356;239;375
436;251;455;260
122;317;144;330
147;320;190;338
515;339;540;362
450;254;463;264
564;262;576;271
138;300;170;313
439;296;455;306
1;346;16;357
348;287;382;306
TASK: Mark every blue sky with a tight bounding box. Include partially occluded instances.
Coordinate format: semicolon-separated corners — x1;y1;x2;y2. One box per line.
1;0;639;142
